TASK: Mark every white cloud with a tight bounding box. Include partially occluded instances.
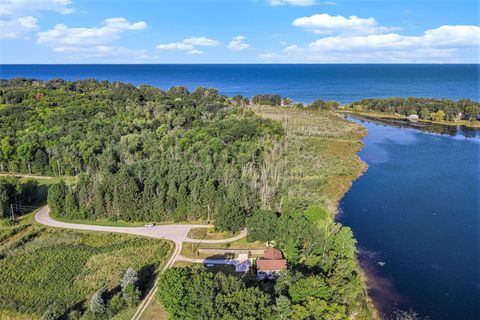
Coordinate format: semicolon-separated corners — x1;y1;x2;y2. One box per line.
227;36;250;51
187;49;204;55
293;13;396;35
183;36;220;46
37;17;147;46
0;0;74;16
156;42;193;50
323;1;336;5
51;45;148;58
259;25;480;63
0;0;74;39
156;36;220;55
268;0;316;6
0;16;38;39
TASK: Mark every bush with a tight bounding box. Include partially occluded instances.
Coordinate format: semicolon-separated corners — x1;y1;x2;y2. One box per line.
67;310;82;320
107;293;126;316
122;283;141;306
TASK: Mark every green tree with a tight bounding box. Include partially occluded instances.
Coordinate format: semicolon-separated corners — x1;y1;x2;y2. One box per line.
90;288;107;314
273;296;293;320
64;190;78;218
121;268;141;306
246;209;278;242
47;181;67;216
215;287;272;319
157;268;189;319
420;108;430;120
123;283;141;306
288;276;331;303
430;110;446;122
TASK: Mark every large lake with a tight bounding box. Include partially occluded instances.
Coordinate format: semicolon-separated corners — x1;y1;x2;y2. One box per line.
1;64;478;103
339;116;480;319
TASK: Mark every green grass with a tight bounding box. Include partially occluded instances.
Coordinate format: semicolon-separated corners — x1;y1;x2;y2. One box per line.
138;297;169;320
187;227;239;240
0;222;173;318
181;237;265;259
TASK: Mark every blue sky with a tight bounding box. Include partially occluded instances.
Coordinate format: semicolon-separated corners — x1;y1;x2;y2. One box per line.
0;0;479;63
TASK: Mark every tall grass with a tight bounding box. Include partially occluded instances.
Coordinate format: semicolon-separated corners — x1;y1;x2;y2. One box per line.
0;225;172;318
251;106;367;215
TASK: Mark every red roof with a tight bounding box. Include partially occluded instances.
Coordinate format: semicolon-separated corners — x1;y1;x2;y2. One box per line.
264;247;284;260
256;259;287;271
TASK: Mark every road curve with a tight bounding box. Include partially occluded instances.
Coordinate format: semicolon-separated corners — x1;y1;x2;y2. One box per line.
35;206;208;242
34;206;247;320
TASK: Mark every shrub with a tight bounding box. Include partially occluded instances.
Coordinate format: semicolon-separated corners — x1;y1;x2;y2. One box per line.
107;293;126;316
122;283;141;306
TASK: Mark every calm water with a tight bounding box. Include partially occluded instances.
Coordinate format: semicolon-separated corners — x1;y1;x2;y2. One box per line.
339;116;480;320
1;64;479;103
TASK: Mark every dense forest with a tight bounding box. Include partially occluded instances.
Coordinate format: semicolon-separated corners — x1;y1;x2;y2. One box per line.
348;97;480;122
0;78;283;230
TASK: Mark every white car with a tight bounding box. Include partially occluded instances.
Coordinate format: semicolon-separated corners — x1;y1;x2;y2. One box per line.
144;223;155;228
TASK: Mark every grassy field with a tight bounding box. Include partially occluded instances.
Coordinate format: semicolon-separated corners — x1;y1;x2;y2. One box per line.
0;218;172;319
251;106;368;215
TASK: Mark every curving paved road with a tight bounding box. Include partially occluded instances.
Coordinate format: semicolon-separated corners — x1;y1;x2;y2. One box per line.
34;206;246;320
35;206;246;243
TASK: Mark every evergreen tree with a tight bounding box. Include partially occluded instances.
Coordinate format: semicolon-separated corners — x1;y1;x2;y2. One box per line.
47;181;67;216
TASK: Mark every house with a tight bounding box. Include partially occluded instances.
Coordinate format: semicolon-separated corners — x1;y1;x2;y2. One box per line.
256;247;287;280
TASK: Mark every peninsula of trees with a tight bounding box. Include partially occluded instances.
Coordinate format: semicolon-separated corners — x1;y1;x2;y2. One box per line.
347;97;480;123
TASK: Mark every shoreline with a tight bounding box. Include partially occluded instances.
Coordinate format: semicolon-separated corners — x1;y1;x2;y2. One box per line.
334;116;384;320
338;109;480;129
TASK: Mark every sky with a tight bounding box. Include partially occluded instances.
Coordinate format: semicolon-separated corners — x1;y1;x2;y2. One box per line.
0;0;479;64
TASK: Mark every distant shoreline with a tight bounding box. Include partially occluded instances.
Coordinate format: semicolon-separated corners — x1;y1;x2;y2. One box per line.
339;109;480;129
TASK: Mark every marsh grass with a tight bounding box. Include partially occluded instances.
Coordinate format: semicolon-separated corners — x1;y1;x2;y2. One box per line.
251;106;367;215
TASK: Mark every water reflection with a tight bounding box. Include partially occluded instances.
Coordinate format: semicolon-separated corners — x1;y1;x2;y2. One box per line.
338;115;480;320
347;114;479;140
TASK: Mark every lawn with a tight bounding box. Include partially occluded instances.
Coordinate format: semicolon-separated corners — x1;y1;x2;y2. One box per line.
187;227;240;240
0;222;172;319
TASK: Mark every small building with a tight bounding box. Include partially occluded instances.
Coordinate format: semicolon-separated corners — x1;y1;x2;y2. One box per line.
256;247;287;280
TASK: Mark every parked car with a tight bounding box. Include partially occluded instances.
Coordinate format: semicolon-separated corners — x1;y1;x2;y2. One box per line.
145;223;155;228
